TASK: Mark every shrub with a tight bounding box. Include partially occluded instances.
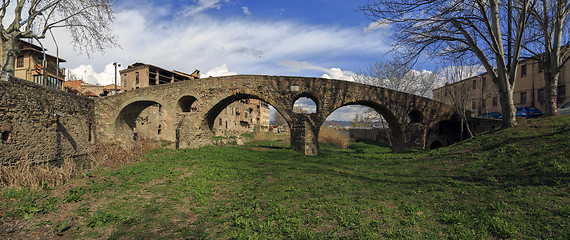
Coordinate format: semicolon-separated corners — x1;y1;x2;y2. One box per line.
319;127;352;148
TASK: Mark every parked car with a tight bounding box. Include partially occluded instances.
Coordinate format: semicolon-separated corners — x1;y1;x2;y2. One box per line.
477;112;503;119
558;101;570;116
516;106;544;118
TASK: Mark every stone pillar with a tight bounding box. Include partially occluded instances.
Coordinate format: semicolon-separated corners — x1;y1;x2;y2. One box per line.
155;71;160;85
390;123;426;151
290;114;320;156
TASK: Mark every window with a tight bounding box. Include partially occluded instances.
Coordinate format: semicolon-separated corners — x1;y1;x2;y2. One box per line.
558;85;566;104
521;64;527;77
219;118;222;126
493;97;498;107
538;88;545;104
520;92;527;104
481;99;486;109
473;79;477;90
16;55;24;68
135;72;139;84
123;74;127;87
482;77;486;89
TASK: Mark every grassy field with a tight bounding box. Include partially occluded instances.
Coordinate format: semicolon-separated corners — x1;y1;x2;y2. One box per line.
1;117;569;239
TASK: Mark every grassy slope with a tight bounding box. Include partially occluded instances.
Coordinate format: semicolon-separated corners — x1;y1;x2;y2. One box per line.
0;117;569;239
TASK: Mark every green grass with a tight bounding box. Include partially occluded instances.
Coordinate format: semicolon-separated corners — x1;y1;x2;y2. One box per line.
1;116;569;239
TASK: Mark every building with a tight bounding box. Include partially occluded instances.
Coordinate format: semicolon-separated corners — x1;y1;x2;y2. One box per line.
63;80;120;97
119;62;200;92
1;40;66;89
433;59;569;115
213;99;271;136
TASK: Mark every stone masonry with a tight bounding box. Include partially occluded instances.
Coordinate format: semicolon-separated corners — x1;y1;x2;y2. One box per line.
1;77;94;165
95;75;457;155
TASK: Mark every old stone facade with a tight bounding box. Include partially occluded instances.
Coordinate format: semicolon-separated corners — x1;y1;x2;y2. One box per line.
1;40;66;90
119;63;200;92
433;59;569;115
0;77;94;165
213;99;271;136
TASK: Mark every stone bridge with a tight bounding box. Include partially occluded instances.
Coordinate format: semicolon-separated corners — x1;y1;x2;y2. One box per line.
94;75;456;155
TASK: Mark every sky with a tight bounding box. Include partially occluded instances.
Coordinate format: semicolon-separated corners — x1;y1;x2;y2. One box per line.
29;0;423;121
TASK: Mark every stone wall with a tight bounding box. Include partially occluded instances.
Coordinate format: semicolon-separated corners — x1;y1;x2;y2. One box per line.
0;77;94;165
348;128;390;144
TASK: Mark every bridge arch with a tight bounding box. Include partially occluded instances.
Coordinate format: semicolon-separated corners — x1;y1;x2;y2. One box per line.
113;97;176;144
293;93;319;114
177;95;199;113
203;92;292;132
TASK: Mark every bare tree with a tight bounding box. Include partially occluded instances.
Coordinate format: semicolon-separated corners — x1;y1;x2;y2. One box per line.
525;0;570;116
361;0;532;128
354;57;441;126
440;61;483;139
355;57;440;99
1;0;117;76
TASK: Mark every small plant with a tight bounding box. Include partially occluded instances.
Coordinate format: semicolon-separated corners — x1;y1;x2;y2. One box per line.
63;186;85;203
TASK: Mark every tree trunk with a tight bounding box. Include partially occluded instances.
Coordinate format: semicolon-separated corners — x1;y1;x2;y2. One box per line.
543;68;560;116
499;86;517;128
1;37;19;76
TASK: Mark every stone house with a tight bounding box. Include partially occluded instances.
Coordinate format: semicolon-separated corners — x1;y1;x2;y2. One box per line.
119;62;200;92
213;99;271;136
1;40;66;89
433;59;569;115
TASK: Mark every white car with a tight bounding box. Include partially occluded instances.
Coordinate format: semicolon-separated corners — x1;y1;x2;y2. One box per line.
558;101;570;116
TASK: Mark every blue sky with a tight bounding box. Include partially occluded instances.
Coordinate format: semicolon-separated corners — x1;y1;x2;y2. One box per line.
38;0;398;121
57;0;392;83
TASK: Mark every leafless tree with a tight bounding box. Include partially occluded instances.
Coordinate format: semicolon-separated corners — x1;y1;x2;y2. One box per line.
361;0;532;128
440;60;483;139
524;0;570;116
354;57;441;128
1;0;117;76
355;57;440;99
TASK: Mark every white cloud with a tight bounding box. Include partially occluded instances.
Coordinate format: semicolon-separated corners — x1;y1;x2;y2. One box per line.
39;2;390;83
365;20;390;32
183;0;230;16
203;64;237;77
242;6;252;15
68;63;125;86
321;68;355;81
278;60;355;81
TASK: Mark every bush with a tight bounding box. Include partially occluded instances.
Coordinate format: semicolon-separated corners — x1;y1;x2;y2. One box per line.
319;127;352;148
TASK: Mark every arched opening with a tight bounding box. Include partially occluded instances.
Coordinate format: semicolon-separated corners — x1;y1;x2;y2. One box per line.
178;96;198;112
408;110;424;123
321;102;400;149
205;94;289;142
429;141;444;149
293;96;317;114
115;100;175;143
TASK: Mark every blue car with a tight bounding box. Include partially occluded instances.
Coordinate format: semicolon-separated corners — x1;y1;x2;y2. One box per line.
477;112;503;119
516;106;544;118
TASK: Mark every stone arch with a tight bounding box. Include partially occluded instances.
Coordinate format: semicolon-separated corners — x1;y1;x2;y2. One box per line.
429;140;444;149
177;95;198;113
203;92;291;132
408;109;424;123
114;97;176;143
292;93;319;114
324;100;405;151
